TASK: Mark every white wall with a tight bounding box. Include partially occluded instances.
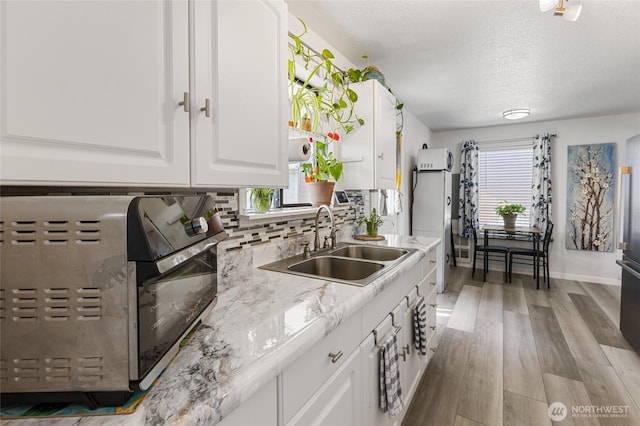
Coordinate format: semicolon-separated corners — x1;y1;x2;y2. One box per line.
399;110;432;235
431;112;640;285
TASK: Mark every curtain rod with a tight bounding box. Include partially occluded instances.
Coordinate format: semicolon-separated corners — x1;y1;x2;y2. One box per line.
474;133;557;144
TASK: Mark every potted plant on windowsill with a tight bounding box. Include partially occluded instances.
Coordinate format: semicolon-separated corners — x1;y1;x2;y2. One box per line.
251;188;274;213
302;134;343;206
495;201;526;229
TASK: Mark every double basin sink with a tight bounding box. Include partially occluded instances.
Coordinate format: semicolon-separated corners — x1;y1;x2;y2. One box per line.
260;243;416;286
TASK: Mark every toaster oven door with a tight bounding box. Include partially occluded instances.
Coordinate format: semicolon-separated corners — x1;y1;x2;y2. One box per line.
136;247;217;385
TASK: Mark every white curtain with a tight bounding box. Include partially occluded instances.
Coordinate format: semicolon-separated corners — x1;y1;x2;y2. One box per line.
531;133;553;229
458;140;479;238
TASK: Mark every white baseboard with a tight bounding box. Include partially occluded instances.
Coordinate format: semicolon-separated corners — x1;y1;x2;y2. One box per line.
453;263;621;286
550;272;620;286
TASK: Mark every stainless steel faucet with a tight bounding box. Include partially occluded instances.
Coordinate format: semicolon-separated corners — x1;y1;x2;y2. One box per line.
314;205;337;251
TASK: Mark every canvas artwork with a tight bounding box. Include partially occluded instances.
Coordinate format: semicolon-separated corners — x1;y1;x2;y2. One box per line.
566;143;616;251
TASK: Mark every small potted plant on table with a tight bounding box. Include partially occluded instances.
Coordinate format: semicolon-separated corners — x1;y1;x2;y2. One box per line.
495;201;526;228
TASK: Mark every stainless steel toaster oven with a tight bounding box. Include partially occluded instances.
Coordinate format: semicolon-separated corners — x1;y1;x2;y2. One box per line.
0;195;225;408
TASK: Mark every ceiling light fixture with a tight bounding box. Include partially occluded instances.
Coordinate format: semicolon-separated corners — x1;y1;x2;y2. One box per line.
539;0;583;21
502;109;531;120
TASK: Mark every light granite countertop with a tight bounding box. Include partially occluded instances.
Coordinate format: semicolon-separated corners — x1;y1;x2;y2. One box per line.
1;235;439;426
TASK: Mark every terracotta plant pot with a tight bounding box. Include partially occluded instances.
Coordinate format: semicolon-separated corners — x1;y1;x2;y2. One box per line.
306;181;335;206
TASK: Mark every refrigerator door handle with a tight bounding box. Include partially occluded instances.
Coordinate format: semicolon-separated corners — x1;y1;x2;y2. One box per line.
617;260;640;280
617;166;632;250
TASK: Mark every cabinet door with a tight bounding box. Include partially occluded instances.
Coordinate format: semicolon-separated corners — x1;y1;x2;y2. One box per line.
191;0;288;188
361;318;400;426
288;347;362;426
338;79;396;191
218;378;277;426
0;0;190;186
373;82;397;190
399;293;423;403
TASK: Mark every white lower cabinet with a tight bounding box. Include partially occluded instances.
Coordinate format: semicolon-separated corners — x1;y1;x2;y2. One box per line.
218;378;278;426
287;348;362;426
361;315;400;426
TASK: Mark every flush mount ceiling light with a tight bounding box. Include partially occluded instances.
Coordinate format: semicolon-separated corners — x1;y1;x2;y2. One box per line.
539;0;583;21
502;109;531;120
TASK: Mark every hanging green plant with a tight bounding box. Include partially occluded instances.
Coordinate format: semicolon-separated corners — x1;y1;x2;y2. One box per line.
288;19;365;135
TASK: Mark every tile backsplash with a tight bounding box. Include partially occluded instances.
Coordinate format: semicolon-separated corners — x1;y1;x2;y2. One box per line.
210;190;365;291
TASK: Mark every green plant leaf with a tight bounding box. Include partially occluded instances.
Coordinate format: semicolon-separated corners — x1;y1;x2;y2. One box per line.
321;49;335;59
347;68;362;82
339;98;347;108
347;88;358;103
396;103;404;110
329;162;343;181
357;118;365;125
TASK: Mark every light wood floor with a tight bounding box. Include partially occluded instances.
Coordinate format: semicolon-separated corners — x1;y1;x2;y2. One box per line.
403;267;640;426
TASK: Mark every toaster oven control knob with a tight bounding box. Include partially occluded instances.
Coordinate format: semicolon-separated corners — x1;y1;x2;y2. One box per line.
184;217;209;237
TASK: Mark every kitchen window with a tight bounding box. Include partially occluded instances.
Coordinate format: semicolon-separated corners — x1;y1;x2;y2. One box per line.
477;142;533;227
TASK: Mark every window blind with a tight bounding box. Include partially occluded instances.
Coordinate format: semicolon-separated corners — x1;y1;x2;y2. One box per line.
477;146;533;227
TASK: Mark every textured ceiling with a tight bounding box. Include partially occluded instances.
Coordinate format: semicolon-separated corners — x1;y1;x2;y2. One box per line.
285;0;640;131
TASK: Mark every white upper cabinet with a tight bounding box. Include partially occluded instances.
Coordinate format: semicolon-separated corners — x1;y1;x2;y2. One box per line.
339;79;397;191
0;0;191;186
0;0;288;189
191;0;288;188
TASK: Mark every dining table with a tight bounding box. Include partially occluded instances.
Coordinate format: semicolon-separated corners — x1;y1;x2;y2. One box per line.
481;224;544;289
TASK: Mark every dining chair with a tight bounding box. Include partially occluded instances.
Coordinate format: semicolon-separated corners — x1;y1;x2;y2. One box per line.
472;227;510;282
508;222;554;288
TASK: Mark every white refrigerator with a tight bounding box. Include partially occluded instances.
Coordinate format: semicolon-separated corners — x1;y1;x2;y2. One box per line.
412;170;452;293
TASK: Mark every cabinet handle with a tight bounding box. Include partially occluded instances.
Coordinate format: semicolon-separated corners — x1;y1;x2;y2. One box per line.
429;259;436;264
430;326;436;331
430;347;437;353
200;98;211;118
178;92;190;112
328;351;343;363
430;282;436;286
430;303;438;308
378;153;384;160
400;349;407;362
403;344;410;356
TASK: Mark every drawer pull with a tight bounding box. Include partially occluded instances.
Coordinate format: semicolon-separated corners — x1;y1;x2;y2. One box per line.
430;282;436;286
430;347;437;353
429;259;436;264
328;351;343;363
430;326;436;331
403;344;410;356
430;303;438;308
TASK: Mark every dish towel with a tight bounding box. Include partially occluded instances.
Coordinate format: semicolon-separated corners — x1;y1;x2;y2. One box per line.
379;333;404;417
413;296;428;356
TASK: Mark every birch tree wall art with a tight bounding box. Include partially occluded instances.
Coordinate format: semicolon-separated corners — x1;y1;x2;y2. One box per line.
566;143;615;252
